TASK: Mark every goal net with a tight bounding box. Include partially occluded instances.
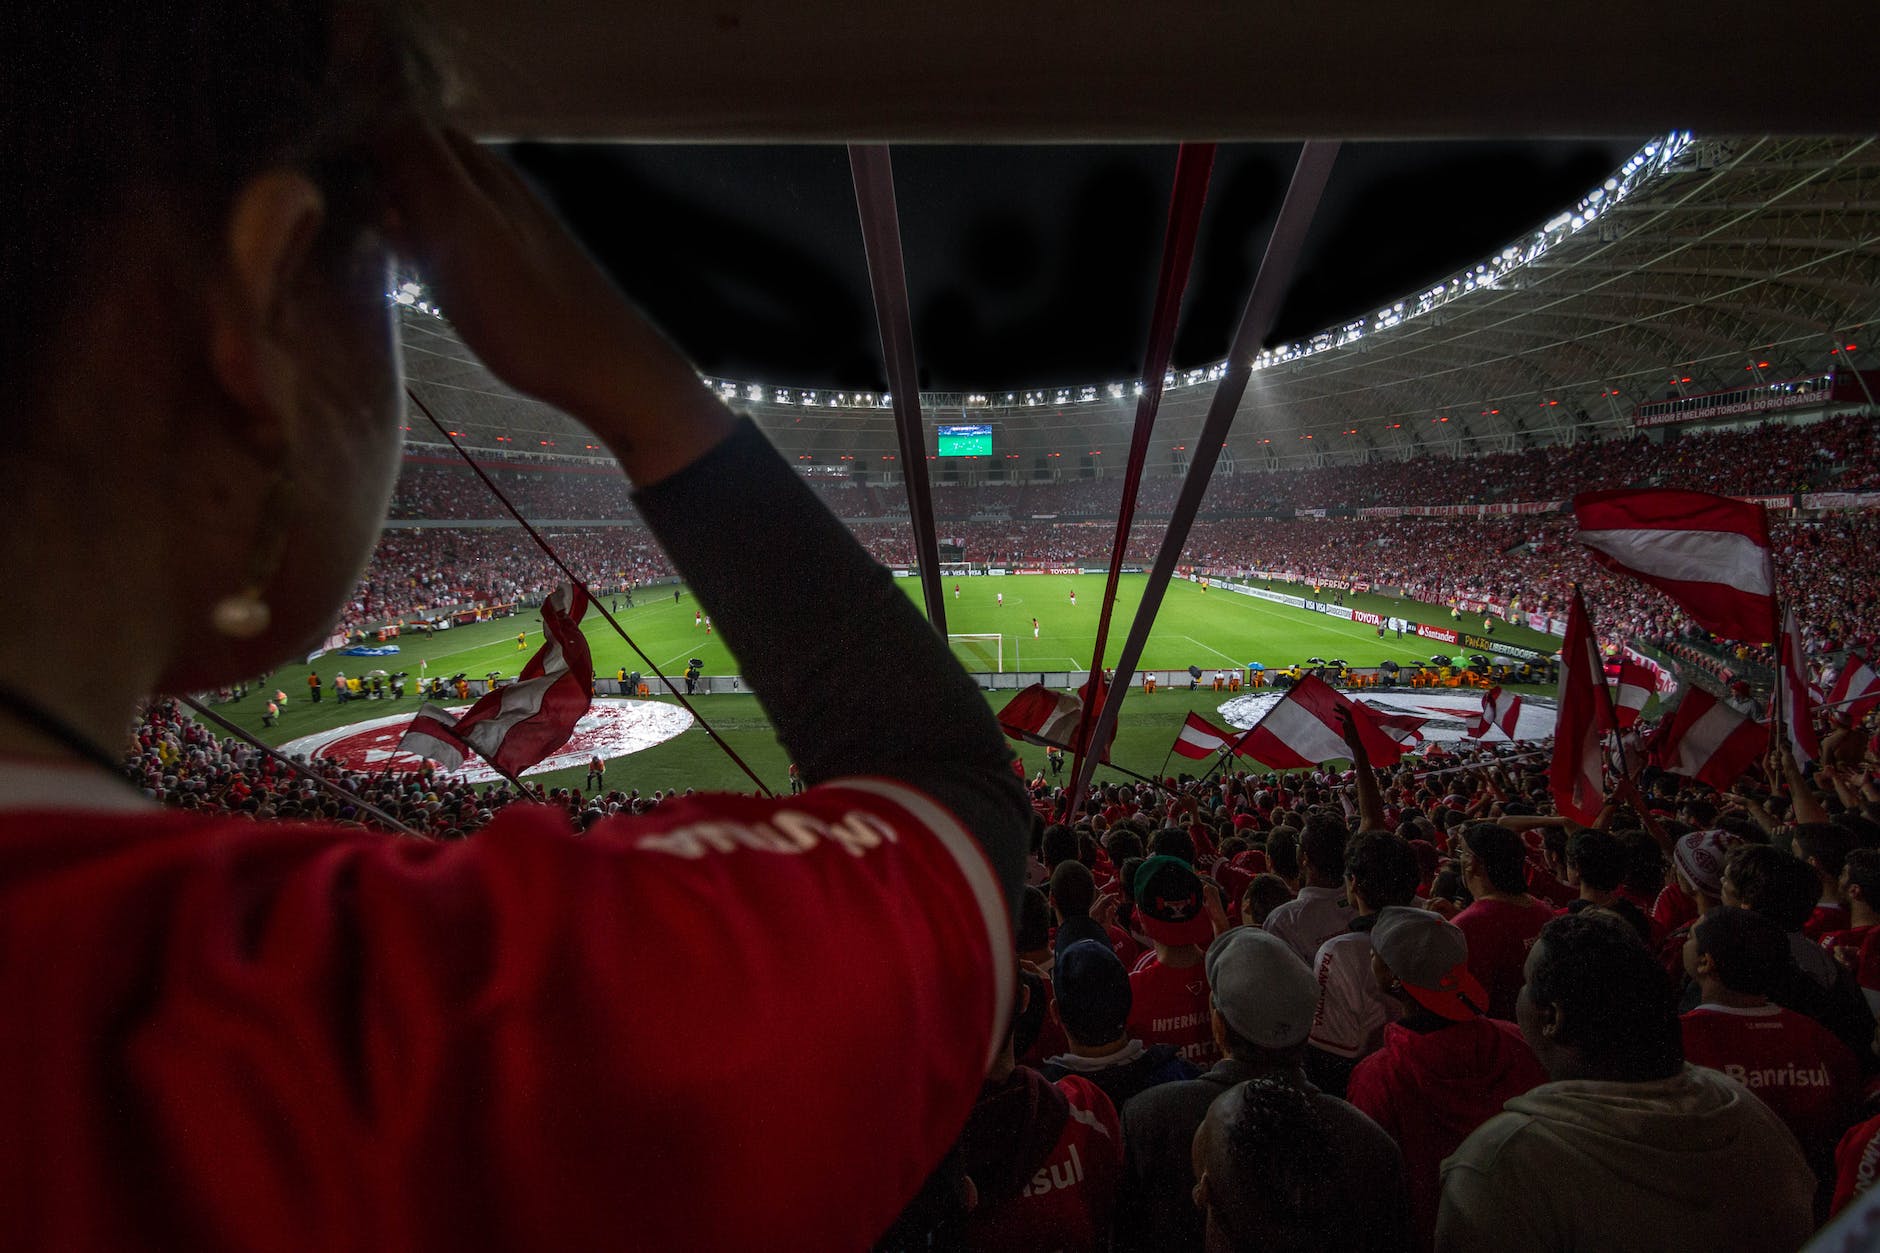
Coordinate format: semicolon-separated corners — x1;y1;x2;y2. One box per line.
948;633;1003;673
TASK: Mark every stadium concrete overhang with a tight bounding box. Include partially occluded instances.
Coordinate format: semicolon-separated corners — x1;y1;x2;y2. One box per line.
436;0;1879;142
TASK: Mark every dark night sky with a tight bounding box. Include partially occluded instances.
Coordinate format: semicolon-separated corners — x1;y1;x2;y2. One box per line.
503;140;1646;393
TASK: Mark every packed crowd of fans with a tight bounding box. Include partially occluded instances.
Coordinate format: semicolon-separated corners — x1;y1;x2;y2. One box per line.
388;412;1878;523
140;673;1880;1249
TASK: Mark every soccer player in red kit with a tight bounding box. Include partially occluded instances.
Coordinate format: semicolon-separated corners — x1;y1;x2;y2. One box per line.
0;22;1031;1253
1127;857;1221;1066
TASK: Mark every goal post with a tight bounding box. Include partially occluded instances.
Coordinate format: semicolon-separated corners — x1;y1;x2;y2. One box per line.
948;632;1003;673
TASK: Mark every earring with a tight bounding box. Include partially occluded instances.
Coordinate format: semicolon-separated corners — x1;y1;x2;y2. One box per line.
211;472;292;640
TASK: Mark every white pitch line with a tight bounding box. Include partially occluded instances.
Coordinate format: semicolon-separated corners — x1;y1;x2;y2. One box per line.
1180;635;1246;666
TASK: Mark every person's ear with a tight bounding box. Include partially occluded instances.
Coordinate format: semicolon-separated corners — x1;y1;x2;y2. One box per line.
1192;1171;1210;1212
1535;999;1565;1041
207;170;327;451
1692;951;1717;982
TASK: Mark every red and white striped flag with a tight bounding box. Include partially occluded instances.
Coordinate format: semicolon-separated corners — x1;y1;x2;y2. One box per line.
1649;685;1769;790
998;674;1116;762
1371;711;1429;745
1467;686;1523;740
1608;661;1656;730
398;584;595;777
1550;587;1613;825
1831;653;1880;723
1573;489;1778;644
1776;608;1821;767
1233;675;1408;769
1171;711;1240;760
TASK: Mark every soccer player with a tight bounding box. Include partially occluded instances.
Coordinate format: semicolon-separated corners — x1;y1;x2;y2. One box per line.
516;631;526;650
953;582;960;599
695;610;702;627
997;591;1003;607
1032;617;1040;639
1070;589;1076;606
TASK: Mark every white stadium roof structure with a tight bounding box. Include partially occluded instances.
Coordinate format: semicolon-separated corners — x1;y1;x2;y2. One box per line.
398;133;1880;480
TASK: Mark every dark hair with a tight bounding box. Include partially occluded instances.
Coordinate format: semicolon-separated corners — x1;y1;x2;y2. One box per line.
1106;829;1145;864
1692;907;1788;998
1344;832;1419;910
1526;914;1683;1080
1040;824;1079;869
1619;830;1668;898
1847;848;1880;904
1566;830;1628;894
1792;822;1856;881
1725;844;1820;932
1460;822;1530;895
1243;874;1296;927
3;0;443;406
1266;829;1301;881
1116;857;1145;904
1148;827;1196;865
1016;887;1051;954
1208;1078;1339;1252
1050;859;1096;920
1299;813;1349;880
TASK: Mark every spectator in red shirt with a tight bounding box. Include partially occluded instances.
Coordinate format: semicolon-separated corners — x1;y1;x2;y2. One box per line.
1681;905;1860;1208
1128;856;1221;1067
0;16;1033;1248
1657;827;1736;976
1451;823;1557;1019
1823;849;1880;1015
957;979;1126;1253
1347;906;1546;1251
1795;822;1858;942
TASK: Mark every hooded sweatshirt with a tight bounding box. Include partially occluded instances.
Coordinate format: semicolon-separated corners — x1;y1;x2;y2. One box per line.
1346;1015;1546;1251
1437;1064;1816;1253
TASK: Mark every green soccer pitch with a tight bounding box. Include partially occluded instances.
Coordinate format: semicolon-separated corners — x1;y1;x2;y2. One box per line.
211;574;1558;797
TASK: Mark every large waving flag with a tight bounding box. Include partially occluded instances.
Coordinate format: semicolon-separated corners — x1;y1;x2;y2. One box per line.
1608;660;1656;730
1573;489;1778;644
1550;587;1613;825
1467;686;1523;740
999;673;1117;762
1171;711;1241;760
1776;608;1821;767
1649;685;1769;790
398;584;595;777
1831;654;1880;723
1233;675;1408;769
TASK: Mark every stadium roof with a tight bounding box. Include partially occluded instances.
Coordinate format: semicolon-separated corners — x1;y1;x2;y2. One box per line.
400;134;1880;469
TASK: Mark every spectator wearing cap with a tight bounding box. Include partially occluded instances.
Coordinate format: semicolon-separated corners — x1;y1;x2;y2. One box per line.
1261;814;1355;963
957;977;1126;1253
1117;927;1410;1253
1040;940;1196;1109
1438;915;1815;1253
1682;906;1859;1212
1450;823;1556;1020
1657;828;1737;978
1306;832;1421;1099
1346;907;1546;1251
1128;856;1222;1067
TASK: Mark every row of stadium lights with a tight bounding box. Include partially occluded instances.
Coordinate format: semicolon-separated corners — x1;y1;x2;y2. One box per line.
390;134;1694;418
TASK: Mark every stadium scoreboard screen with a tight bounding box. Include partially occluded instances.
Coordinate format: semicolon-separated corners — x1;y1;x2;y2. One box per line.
937;423;993;457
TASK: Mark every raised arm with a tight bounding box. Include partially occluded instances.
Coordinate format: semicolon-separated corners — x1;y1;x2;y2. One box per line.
383;125;1028;904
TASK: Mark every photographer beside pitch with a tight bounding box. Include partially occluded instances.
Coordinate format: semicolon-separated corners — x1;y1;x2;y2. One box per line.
0;7;1027;1250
